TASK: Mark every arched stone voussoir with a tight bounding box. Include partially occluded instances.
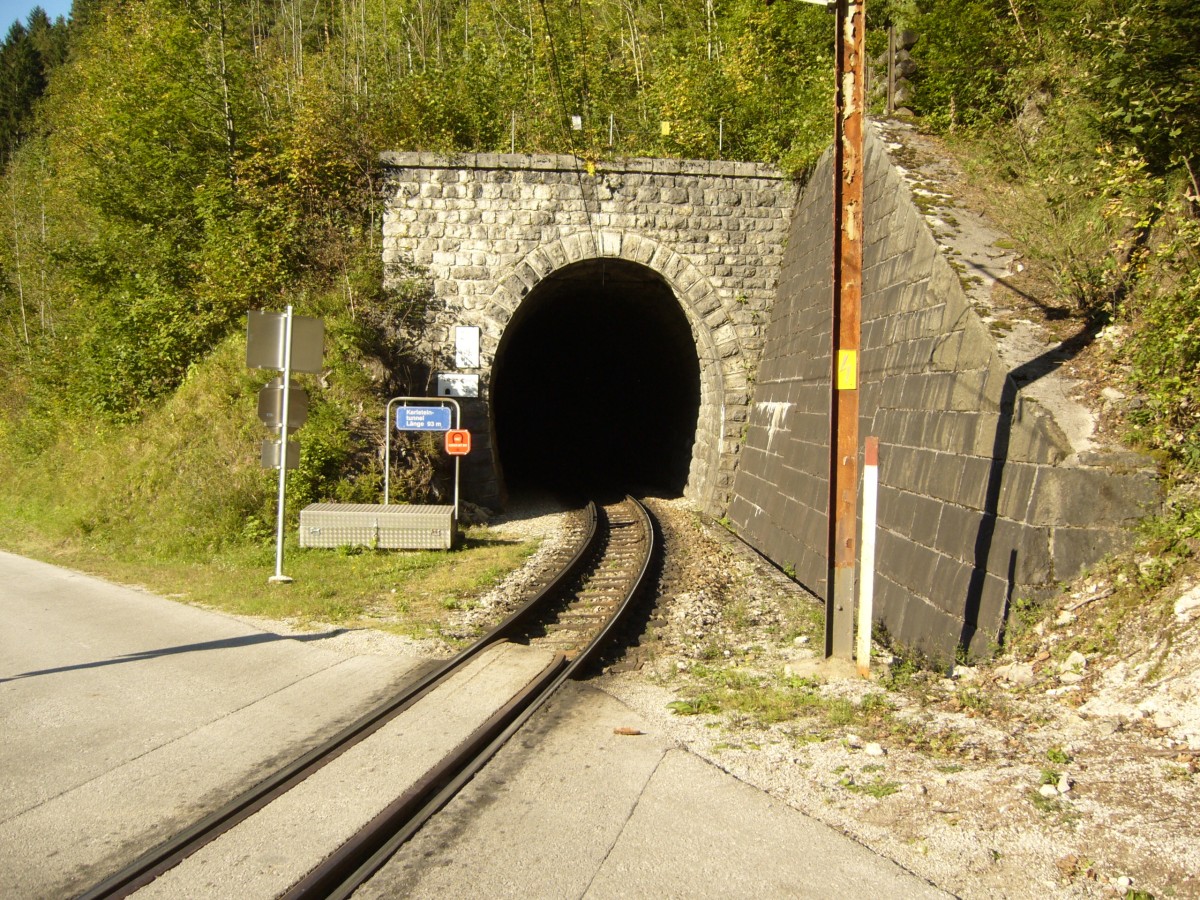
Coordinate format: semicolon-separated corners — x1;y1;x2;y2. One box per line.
480;230;751;512
485;229;747;367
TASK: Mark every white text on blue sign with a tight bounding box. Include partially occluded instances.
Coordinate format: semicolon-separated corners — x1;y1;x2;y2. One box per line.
396;407;453;432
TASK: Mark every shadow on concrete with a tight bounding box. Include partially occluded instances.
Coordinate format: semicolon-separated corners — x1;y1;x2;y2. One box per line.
0;629;349;683
964;261;1075;322
958;321;1100;657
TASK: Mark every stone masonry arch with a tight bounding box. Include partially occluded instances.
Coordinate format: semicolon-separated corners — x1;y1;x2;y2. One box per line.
483;233;741;510
380;152;796;512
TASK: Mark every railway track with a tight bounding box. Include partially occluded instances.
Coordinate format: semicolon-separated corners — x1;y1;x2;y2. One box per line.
80;495;657;900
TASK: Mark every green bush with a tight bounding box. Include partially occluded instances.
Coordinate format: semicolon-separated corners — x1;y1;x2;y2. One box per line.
906;0;1018;129
0;335;269;560
1124;201;1200;470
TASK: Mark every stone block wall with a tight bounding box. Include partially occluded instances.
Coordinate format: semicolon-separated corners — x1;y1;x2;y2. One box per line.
380;153;795;512
728;126;1160;660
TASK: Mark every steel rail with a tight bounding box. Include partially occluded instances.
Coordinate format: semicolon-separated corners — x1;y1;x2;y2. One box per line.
287;496;658;900
78;501;600;900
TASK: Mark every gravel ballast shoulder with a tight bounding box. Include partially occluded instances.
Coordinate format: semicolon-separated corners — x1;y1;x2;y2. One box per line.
598;498;1200;900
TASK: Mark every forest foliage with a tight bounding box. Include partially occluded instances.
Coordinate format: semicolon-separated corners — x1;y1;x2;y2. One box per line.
0;0;837;422
0;0;1196;559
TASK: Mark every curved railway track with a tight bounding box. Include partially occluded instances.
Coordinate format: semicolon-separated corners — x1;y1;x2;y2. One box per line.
80;495;657;900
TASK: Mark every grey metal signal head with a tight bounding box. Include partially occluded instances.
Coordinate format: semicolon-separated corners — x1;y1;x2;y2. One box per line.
246;310;325;373
257;378;309;430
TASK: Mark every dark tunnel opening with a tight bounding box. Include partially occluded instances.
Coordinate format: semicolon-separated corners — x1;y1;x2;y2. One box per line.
492;259;702;497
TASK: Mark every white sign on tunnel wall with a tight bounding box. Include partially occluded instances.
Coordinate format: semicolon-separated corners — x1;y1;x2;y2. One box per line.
438;373;479;397
455;326;480;368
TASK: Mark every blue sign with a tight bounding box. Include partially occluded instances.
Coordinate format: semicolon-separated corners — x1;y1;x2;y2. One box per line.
397;406;452;432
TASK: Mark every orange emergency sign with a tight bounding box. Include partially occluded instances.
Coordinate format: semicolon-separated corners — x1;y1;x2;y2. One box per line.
445;429;471;456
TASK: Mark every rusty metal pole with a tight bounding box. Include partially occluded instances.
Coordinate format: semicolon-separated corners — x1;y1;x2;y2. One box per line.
826;0;865;659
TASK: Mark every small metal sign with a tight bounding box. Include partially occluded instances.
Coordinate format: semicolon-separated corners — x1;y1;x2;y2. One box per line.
437;373;479;398
261;439;300;470
445;429;471;456
384;396;464;518
246;306;325;585
396;406;453;432
837;349;858;391
258;378;309;429
454;326;480;368
246;310;325;373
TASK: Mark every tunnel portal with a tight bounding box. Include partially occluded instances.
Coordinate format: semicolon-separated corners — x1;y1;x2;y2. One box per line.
492;259;701;496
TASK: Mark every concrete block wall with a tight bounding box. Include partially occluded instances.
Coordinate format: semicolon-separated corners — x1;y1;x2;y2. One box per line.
728;126;1160;661
725;154;835;598
380;153;795;512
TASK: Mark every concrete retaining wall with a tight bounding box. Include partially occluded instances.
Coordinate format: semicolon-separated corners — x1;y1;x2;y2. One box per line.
727;126;1160;660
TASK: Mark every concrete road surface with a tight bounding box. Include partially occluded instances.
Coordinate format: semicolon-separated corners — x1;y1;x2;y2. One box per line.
1;550;951;899
0;550;429;898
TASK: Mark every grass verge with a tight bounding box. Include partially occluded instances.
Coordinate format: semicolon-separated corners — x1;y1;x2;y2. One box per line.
666;664;963;756
0;329;542;642
0;521;537;642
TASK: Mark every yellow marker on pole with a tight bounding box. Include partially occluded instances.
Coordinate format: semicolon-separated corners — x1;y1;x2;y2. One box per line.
837;349;858;390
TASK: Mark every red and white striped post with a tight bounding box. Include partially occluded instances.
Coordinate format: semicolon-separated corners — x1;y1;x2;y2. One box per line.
857;436;879;677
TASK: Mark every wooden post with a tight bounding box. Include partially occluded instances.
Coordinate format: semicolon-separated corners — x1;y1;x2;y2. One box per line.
826;0;866;659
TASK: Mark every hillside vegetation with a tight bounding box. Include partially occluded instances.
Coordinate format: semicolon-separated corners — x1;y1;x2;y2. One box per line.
0;0;1196;621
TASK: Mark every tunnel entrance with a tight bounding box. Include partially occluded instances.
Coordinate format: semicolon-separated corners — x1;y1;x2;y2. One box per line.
492;259;702;497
